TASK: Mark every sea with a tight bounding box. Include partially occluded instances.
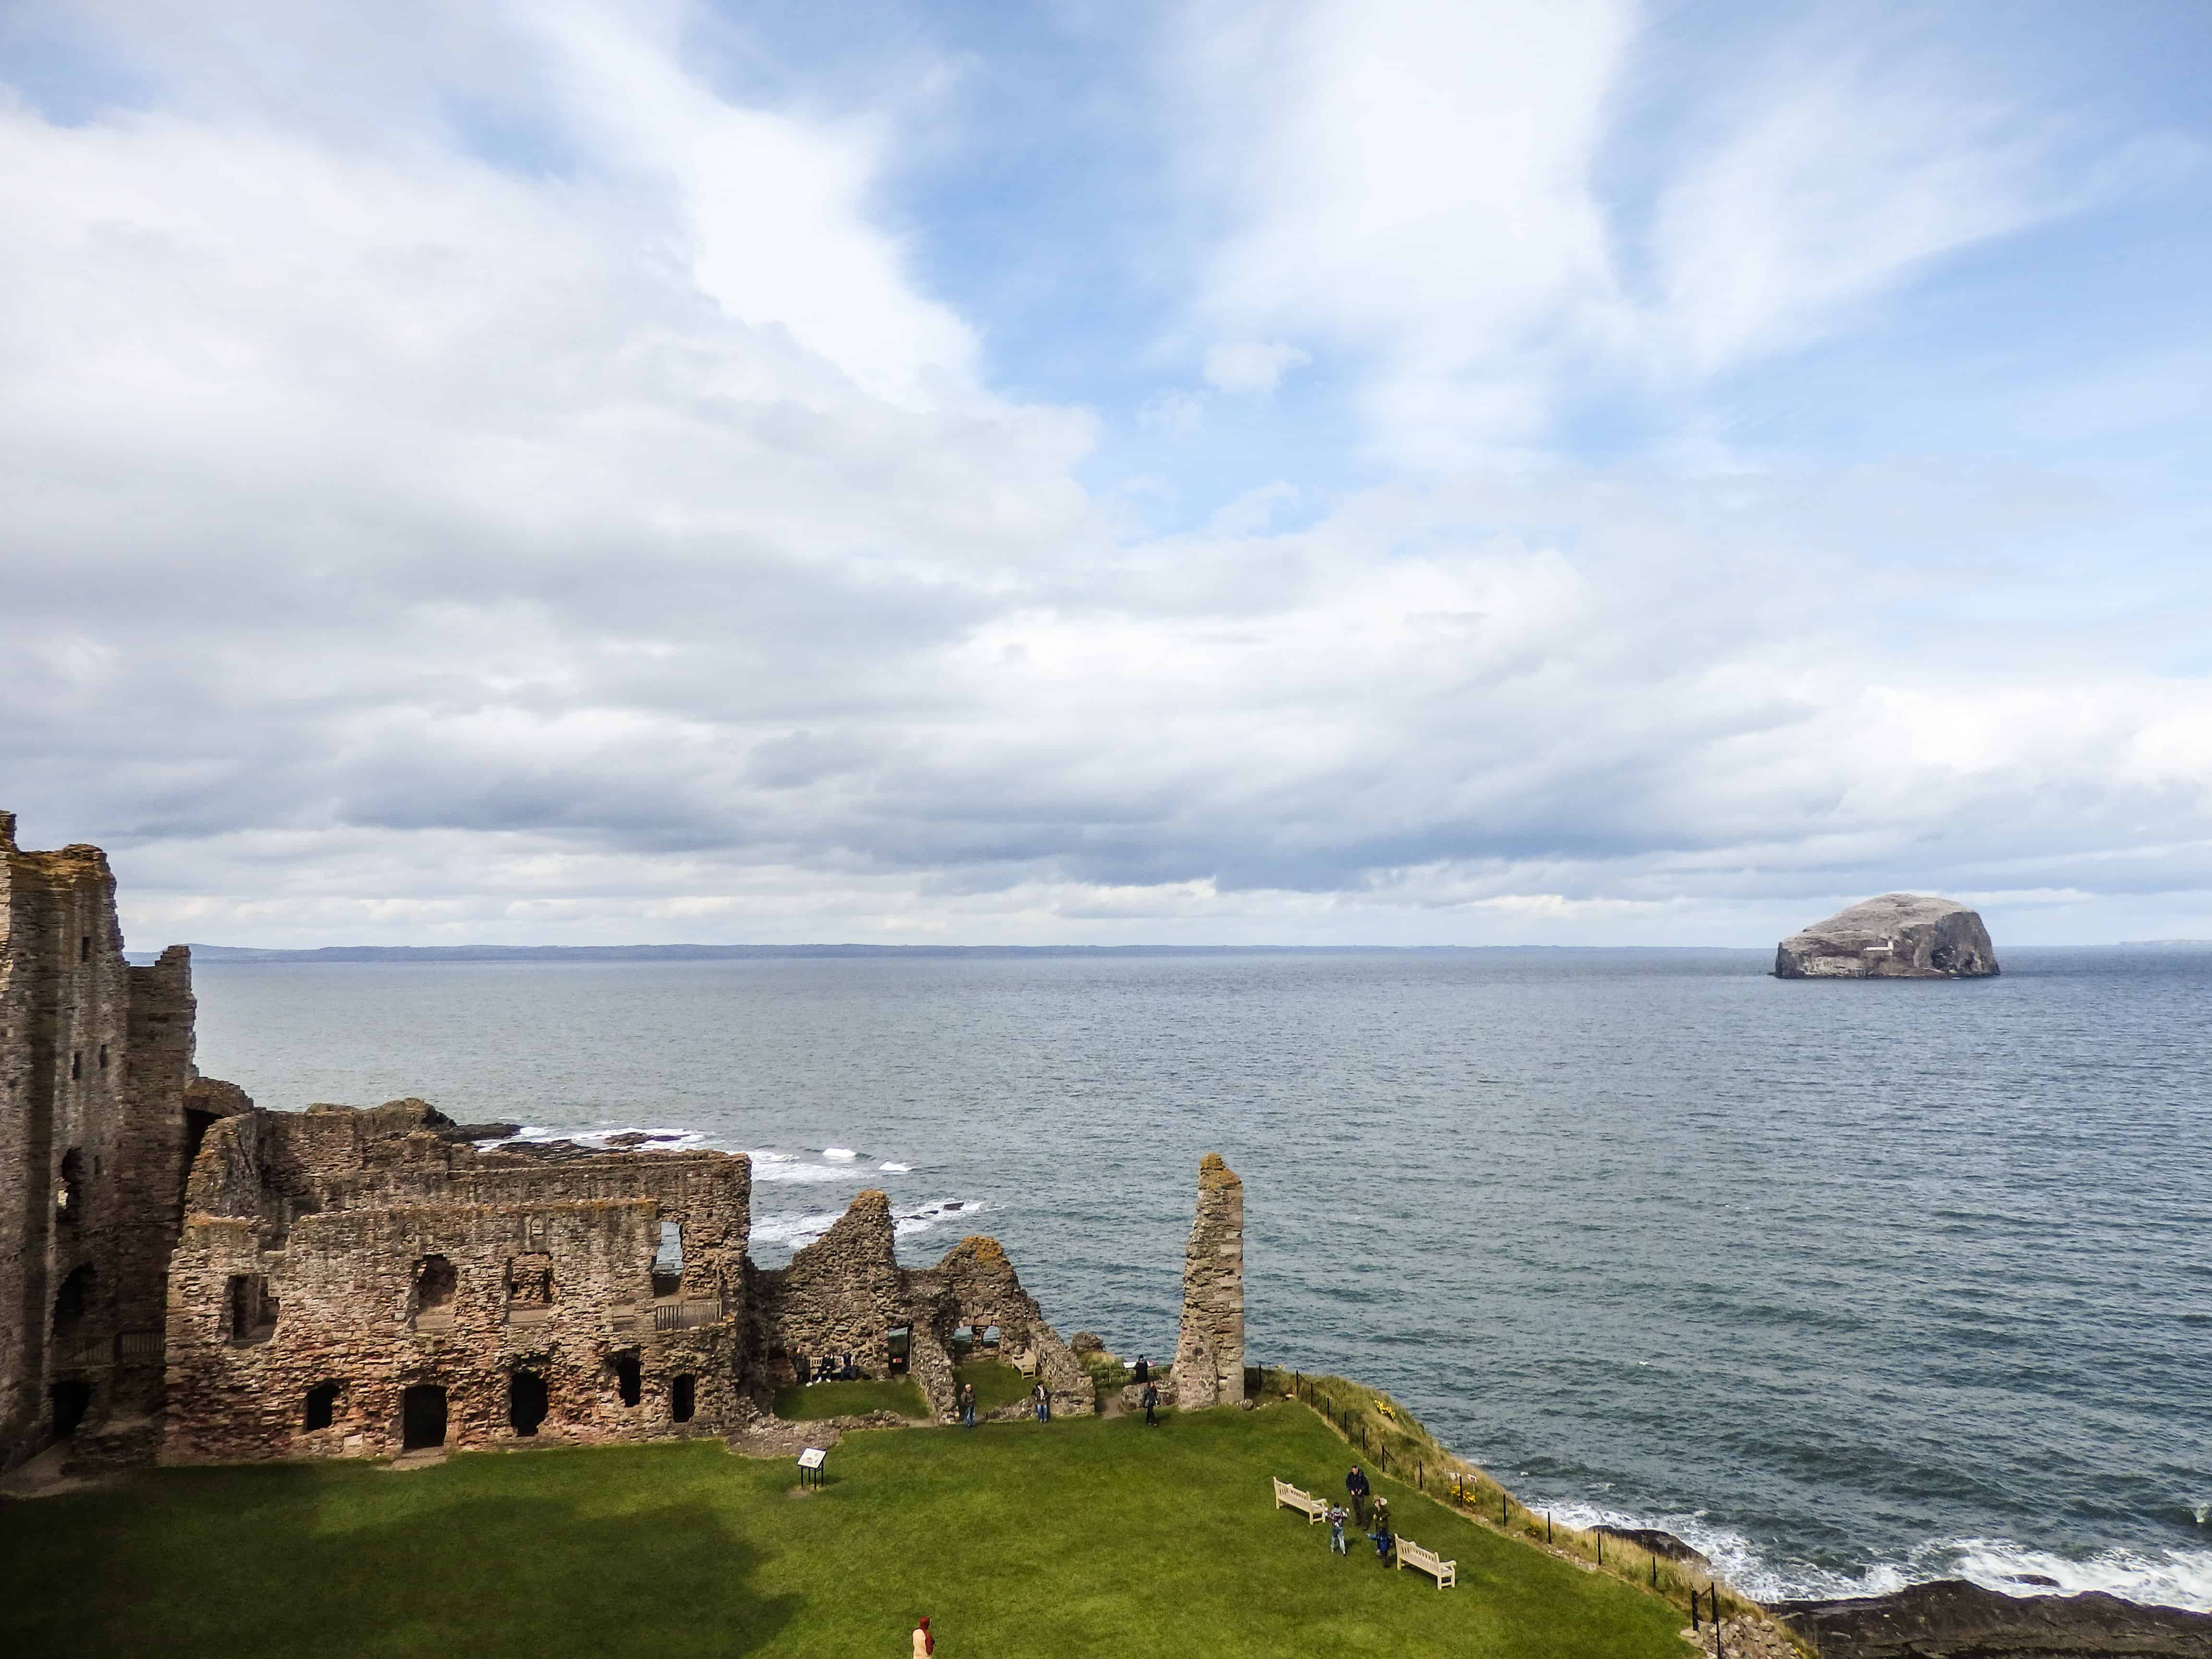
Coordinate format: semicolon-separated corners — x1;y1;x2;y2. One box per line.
185;946;2212;1612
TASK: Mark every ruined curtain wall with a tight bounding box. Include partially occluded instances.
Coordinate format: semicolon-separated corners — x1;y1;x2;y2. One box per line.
165;1120;753;1463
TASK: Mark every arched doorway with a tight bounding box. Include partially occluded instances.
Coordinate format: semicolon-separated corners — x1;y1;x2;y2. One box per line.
401;1384;447;1449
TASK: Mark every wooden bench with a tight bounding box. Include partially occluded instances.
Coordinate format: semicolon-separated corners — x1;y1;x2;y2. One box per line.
1271;1477;1328;1524
1396;1536;1456;1588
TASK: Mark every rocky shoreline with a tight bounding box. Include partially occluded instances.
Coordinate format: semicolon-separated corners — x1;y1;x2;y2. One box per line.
1773;1578;2212;1658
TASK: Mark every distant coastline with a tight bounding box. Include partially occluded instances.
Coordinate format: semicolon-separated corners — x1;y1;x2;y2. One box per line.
125;941;2205;966
130;942;1763;965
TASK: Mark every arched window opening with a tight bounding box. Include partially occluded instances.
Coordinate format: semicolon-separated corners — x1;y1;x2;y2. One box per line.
400;1384;447;1450
56;1149;84;1227
97;1044;108;1070
650;1219;684;1298
53;1264;94;1332
78;933;91;962
509;1371;549;1436
614;1350;642;1407
303;1382;341;1431
226;1273;276;1344
70;1050;81;1081
411;1256;457;1328
671;1374;697;1423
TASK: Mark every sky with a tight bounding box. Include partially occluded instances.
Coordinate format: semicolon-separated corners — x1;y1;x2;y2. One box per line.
2;0;2209;948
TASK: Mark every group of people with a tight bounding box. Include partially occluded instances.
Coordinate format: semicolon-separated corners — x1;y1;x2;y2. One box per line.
1328;1465;1393;1563
808;1353;861;1383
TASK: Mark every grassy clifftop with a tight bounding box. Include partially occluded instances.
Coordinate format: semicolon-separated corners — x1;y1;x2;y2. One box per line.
1;1396;1695;1658
1267;1369;1760;1632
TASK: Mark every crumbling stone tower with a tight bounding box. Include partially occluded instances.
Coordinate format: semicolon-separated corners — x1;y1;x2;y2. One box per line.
1172;1153;1245;1409
0;810;216;1470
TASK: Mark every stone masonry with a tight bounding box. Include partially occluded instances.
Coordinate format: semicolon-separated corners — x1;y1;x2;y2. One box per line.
163;1099;756;1462
1173;1153;1245;1409
750;1190;1092;1423
0;813;219;1471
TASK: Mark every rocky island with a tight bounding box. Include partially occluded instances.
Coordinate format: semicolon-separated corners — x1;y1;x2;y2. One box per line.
1775;893;1999;979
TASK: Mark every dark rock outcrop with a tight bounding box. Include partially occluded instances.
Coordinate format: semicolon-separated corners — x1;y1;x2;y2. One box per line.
1775;1579;2212;1658
1775;894;1999;979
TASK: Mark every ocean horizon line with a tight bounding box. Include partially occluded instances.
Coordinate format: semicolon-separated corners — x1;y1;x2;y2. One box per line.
123;939;2212;965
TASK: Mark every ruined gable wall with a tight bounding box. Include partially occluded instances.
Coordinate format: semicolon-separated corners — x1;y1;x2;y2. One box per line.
1172;1153;1245;1410
908;1235;1093;1417
164;1113;754;1462
751;1189;903;1387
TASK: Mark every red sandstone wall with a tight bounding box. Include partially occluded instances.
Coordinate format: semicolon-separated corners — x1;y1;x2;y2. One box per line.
164;1114;754;1463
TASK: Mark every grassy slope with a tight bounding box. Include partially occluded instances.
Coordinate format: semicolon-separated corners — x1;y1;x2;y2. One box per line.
771;1377;930;1419
952;1358;1033;1410
0;1402;1687;1659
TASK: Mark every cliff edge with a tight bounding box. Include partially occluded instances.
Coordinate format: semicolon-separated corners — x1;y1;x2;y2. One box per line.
1775;894;1998;980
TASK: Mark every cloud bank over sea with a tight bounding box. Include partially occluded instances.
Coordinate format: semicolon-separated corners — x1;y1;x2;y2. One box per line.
3;1;2209;946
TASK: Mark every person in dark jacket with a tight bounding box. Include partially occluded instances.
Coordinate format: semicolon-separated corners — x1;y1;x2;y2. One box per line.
1369;1505;1395;1565
1141;1381;1160;1427
1346;1464;1371;1525
1133;1356;1149;1382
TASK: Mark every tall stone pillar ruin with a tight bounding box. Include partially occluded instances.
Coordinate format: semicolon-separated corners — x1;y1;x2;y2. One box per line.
1172;1153;1244;1409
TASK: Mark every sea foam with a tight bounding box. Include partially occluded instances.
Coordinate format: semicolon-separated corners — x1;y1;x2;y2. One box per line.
1541;1501;2212;1613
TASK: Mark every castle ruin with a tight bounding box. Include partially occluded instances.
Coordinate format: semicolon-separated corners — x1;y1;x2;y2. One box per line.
1;810;1092;1472
1173;1152;1245;1409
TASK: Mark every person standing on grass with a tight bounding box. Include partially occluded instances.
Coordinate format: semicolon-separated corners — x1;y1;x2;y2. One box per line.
960;1382;975;1428
1327;1503;1349;1556
1032;1380;1051;1423
912;1614;934;1656
1133;1355;1149;1383
1346;1464;1371;1525
1370;1496;1395;1566
1141;1380;1160;1427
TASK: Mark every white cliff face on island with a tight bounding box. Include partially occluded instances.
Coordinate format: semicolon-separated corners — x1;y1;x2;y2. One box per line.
1775;894;2000;980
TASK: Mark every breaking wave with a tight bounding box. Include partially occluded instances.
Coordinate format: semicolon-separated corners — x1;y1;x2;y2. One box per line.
481;1123;706;1151
1539;1500;2212;1613
749;1198;984;1255
749;1147;907;1183
895;1198;986;1237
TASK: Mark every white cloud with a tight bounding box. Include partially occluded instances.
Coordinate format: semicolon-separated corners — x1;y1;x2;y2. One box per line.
1168;0;2099;459
1;1;2208;949
1201;340;1310;397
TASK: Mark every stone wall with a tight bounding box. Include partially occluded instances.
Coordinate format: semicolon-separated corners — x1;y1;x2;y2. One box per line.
162;1103;755;1463
751;1195;1094;1423
0;814;223;1470
1172;1153;1245;1409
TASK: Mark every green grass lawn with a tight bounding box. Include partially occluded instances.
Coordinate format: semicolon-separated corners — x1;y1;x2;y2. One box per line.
771;1376;930;1420
0;1402;1689;1659
952;1358;1033;1411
